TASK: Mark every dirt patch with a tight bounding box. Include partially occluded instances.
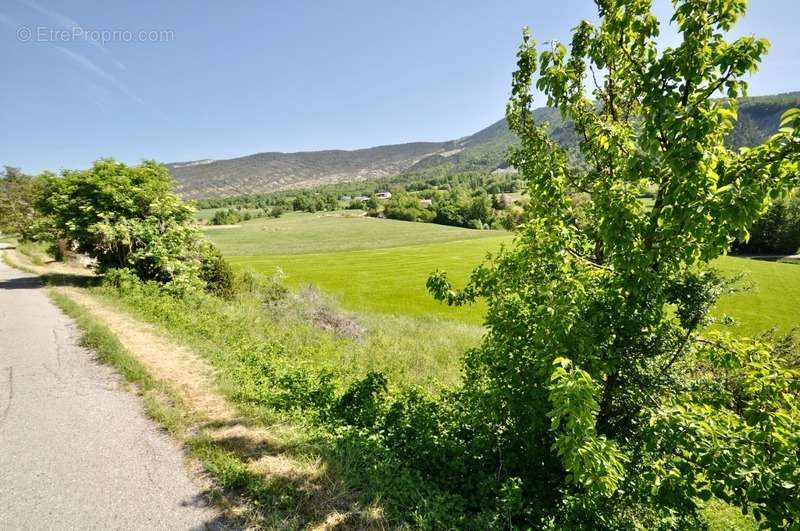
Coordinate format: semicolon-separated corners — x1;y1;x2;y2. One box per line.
61;288;234;421
3;249;94;278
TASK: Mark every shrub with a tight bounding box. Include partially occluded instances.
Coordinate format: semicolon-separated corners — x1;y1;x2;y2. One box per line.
210;208;242;225
37;159;205;290
236;268;288;305
102;268;142;294
333;372;388;428
199;245;237;299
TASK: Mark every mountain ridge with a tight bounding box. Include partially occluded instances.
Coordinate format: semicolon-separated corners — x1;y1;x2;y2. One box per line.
168;92;800;199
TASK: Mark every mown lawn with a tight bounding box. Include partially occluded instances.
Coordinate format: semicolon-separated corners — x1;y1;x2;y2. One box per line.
714;255;800;336
204;211;505;255
228;237;511;324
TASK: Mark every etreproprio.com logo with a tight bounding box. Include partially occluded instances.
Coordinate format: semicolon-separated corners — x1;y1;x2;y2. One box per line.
17;25;174;44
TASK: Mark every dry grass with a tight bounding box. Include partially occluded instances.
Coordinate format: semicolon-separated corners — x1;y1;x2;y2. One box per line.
3;247;94;278
56;286;374;528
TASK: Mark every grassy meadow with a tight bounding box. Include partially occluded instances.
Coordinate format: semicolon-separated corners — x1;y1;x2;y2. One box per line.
204;212;799;336
714;255;800;336
203;210;506;254
205;212;511;323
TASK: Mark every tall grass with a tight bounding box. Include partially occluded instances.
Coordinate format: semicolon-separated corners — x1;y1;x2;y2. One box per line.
89;276;480;527
16;240;50;265
43;252;759;529
94;277;480;392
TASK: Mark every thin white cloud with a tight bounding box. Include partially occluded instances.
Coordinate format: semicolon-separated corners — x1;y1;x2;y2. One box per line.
21;0;126;70
55;45;143;104
21;0;79;29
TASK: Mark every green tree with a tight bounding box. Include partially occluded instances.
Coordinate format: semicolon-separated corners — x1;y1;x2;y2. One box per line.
38;159;206;290
429;0;800;526
0;166;40;237
365;194;380;210
382;191;435;222
732;190;800;255
210;208;242;225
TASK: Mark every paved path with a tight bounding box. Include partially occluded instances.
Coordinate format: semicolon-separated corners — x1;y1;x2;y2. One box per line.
0;254;225;530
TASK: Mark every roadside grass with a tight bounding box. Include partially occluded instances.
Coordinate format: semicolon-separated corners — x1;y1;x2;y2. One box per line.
93;277;479;392
49;286;386;528
82;280;475;527
16;240;50;265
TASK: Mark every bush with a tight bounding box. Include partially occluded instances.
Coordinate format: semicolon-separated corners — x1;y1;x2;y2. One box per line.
333;372;388;427
236;268;288;305
37;159;205;290
199;245;237;299
102;268;142;294
210;208;242;225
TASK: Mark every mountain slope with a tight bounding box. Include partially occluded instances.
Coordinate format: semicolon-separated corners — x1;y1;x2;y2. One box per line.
169;92;800;199
168;142;457;199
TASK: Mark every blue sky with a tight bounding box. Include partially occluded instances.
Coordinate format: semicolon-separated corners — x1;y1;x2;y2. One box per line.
2;0;798;174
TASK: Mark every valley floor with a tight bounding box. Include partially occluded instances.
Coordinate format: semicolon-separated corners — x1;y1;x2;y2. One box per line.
207;212;800;336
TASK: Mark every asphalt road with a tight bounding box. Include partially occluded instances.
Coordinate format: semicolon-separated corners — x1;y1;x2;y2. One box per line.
0;253;225;530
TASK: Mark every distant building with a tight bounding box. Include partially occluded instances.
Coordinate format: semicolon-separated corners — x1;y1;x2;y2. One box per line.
340;195;352;201
419;199;433;208
376;192;392;200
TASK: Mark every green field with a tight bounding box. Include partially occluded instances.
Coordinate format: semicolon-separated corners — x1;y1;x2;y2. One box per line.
714;256;800;336
228;238;510;323
204;211;505;255
205;212;510;323
206;213;800;334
